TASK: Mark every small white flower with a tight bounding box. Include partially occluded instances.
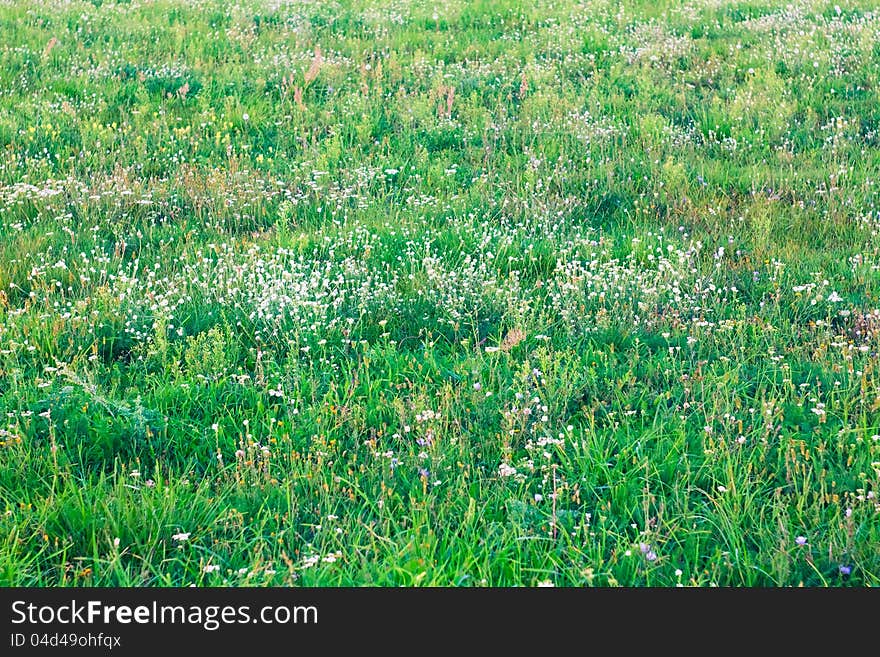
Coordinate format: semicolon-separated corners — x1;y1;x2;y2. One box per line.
498;463;517;477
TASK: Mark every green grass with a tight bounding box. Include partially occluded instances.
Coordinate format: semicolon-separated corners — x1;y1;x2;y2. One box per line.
1;0;879;587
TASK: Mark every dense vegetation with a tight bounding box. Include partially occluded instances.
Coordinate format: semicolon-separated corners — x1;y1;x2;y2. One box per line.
1;0;879;586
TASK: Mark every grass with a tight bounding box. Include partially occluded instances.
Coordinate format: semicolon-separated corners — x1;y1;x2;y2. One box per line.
1;0;879;587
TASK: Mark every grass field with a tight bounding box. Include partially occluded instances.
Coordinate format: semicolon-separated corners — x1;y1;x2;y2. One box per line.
1;0;879;587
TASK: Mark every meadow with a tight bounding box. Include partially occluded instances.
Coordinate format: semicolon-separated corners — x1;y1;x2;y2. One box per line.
1;0;879;586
